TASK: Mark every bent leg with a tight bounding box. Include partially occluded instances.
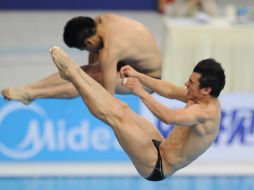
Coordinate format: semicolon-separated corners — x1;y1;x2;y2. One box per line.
50;47;164;178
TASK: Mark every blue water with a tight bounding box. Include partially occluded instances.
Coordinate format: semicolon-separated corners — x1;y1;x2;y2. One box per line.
0;176;253;190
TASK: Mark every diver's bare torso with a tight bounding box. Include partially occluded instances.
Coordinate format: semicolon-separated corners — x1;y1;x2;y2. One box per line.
161;99;221;176
95;13;162;78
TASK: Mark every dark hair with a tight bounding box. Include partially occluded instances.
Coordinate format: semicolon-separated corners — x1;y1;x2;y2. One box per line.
63;16;96;49
193;58;225;97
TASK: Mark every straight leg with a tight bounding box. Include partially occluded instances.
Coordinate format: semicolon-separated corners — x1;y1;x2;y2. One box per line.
50;47;165;178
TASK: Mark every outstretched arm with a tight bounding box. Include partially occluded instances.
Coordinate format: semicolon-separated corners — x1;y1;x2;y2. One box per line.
120;65;188;102
122;78;204;126
140;92;204;126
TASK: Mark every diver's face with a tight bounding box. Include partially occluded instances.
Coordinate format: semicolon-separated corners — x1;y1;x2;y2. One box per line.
185;72;202;100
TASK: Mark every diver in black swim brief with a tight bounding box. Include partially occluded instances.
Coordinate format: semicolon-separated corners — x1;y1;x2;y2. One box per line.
50;50;225;183
146;139;165;181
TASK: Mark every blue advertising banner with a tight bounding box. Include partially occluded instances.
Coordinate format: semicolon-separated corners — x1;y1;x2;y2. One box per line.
0;95;140;162
1;93;254;164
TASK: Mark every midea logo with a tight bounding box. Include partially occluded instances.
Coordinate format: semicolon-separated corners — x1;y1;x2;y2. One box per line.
0;102;121;160
0;102;46;159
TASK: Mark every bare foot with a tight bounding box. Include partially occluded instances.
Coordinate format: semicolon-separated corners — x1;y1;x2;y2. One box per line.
50;47;78;81
1;88;32;105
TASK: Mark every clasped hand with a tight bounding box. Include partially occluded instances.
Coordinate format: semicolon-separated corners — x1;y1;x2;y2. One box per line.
120;65;146;96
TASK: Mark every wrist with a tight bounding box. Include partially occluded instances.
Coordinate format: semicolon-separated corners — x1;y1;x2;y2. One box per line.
137;72;145;82
138;90;150;100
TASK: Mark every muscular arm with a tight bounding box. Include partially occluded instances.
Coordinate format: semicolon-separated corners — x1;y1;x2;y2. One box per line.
122;76;204;126
121;65;188;102
138;73;187;102
99;49;118;94
139;91;205;126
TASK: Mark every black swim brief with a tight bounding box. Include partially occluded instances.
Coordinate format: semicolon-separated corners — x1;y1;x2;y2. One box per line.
145;139;165;181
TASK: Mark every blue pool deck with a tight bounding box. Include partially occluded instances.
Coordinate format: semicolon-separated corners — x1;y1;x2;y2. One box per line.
0;176;253;190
